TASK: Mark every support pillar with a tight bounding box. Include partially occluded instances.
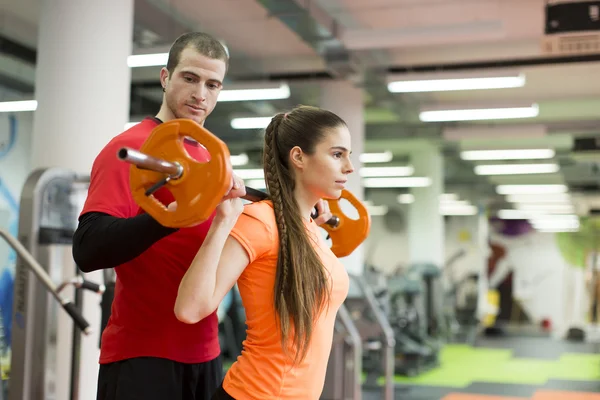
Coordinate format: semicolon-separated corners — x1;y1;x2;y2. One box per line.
29;1;134;399
32;0;134;174
319;81;365;276
408;144;445;267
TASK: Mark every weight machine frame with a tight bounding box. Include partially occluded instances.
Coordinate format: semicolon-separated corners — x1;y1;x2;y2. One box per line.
4;168;93;400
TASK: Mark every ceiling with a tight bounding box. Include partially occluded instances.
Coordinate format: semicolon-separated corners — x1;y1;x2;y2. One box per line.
0;0;599;219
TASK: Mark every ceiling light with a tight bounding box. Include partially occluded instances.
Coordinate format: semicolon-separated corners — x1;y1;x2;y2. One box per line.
233;169;264;180
360;166;414;177
516;204;575;213
419;104;539;122
362;177;432;188
127;53;168;68
443;124;546;141
397;194;415;204
367;205;389;216
460;149;555;161
440;193;459;201
536;227;579;233
440;204;478;216
496;184;568;195
497;209;530;219
360;151;393;163
230;153;249;166
474;163;559;175
230;117;273;130
218;83;290;102
388;72;525;93
506;193;571;203
0;100;37;112
244;179;266;190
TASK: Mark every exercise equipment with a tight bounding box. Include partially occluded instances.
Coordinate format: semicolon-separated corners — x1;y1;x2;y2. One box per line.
387;274;436;376
321;304;363;400
3;168;101;400
118;118;371;258
342;274;395;399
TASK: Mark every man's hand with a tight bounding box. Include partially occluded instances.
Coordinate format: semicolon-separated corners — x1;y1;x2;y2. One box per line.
313;199;333;226
222;174;246;202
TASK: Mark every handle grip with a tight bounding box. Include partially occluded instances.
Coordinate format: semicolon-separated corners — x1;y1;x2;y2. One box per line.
79;280;105;294
62;301;92;335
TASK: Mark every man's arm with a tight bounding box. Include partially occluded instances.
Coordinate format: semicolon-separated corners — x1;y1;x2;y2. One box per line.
72;212;177;273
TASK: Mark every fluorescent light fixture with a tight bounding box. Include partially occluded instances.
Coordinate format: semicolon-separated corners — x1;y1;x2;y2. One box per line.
231;117;273;130
397;194;415;204
441;200;471;207
362;177;432;188
443;124;546;141
236;166;414;180
127;53;168;68
536;227;579;233
506;193;571;203
419;104;539;122
219;83;290;102
474;163;559;175
497;209;530;219
230;153;249;166
530;215;579;223
360;151;393;163
127;42;229;68
360;166;414;177
367;205;389;216
496;184;568;195
440;193;459;201
460;149;555;161
233;169;264;180
516;204;574;213
0;100;37;112
245;179;266;190
388;72;525;93
532;220;580;229
440;204;478;216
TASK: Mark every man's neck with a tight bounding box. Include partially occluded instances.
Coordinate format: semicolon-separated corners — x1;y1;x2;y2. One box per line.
155;104;174;123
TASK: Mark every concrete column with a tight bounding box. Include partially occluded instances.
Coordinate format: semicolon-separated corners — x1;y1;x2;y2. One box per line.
408;144;445;267
30;0;134;398
31;0;134;174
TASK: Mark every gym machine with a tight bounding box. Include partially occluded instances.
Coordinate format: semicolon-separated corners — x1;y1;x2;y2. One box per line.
2;168;101;400
343;274;395;400
387;273;436;376
321;303;363;400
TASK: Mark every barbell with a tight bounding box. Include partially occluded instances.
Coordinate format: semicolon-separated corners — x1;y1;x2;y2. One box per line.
117;118;371;258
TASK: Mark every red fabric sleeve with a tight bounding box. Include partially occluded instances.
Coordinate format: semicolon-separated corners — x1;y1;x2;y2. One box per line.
80;137;139;219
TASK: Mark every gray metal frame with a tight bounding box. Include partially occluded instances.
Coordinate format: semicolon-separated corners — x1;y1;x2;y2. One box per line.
322;303;363;400
7;168;89;400
350;274;396;400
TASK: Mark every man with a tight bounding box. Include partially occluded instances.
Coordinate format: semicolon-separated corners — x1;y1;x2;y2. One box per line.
72;32;244;400
73;32;332;400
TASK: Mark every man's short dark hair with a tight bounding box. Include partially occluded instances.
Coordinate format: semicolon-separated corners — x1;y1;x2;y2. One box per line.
166;32;229;74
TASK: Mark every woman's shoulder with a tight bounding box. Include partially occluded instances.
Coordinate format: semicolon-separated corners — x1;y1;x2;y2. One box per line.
242;199;275;221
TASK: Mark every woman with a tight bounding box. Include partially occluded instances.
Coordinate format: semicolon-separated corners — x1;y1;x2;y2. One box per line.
174;105;355;399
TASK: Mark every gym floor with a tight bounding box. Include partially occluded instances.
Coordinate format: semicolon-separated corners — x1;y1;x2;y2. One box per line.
362;330;600;400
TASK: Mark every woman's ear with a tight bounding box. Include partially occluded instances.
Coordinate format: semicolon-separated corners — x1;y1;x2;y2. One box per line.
289;146;304;170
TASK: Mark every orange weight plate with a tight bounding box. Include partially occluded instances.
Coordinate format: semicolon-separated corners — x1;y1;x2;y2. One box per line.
322;190;371;258
129;119;232;228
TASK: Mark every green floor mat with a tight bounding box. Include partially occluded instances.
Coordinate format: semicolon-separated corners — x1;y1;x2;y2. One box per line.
383;344;600;387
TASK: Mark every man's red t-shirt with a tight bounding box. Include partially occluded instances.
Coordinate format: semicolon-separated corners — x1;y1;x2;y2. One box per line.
80;117;220;364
